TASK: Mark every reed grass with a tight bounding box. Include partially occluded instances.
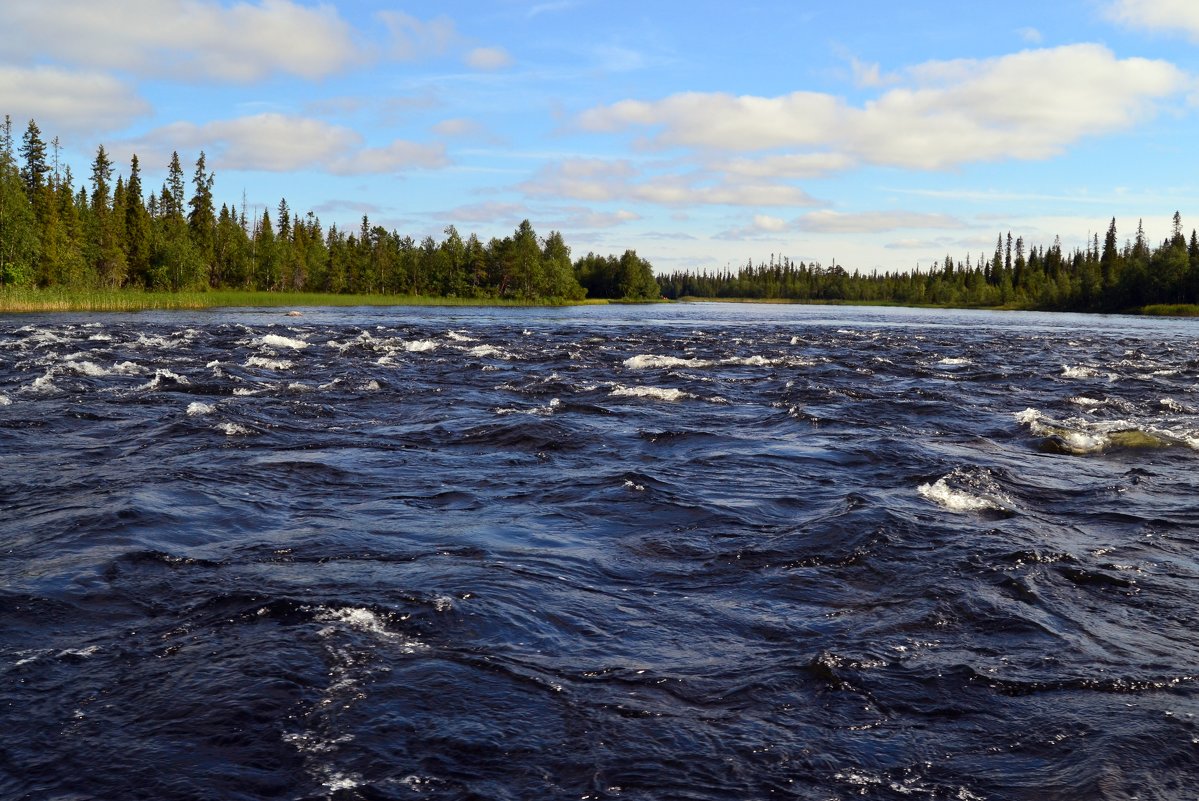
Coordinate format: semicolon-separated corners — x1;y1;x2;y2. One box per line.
0;287;607;313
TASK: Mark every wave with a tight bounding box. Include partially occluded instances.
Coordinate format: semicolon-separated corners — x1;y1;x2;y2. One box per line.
186;402;216;416
138;369;191;391
1015;407;1199;454
257;333;310;350
404;339;438;352
917;467;1012;514
244;356;293;370
624;353;789;370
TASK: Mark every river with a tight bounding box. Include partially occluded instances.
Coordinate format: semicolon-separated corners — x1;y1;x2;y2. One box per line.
1;302;1196;800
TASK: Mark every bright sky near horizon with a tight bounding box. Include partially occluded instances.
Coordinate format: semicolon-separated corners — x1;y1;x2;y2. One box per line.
2;0;1198;274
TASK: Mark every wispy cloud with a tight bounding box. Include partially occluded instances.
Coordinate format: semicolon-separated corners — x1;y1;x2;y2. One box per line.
465;47;515;71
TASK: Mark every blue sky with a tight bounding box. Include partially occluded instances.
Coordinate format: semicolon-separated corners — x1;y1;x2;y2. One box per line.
3;0;1198;274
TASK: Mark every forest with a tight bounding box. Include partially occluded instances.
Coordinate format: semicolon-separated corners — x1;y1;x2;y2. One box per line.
660;216;1199;312
0;117;659;302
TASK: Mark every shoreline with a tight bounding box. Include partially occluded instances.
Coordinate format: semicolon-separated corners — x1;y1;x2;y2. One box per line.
3;287;1197;317
0;288;611;314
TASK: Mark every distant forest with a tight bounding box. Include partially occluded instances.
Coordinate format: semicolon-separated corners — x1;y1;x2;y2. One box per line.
0;117;659;301
660;215;1199;312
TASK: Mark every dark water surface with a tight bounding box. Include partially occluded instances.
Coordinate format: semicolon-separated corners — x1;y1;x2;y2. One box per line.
2;303;1197;800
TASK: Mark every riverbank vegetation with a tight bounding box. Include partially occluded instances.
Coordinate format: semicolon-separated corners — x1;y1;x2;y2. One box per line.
659;215;1199;314
0;117;659;310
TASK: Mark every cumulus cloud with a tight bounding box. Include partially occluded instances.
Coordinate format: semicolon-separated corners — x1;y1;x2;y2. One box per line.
465;47;515;70
1104;0;1199;41
0;66;151;136
578;44;1187;170
0;0;360;82
124;113;448;175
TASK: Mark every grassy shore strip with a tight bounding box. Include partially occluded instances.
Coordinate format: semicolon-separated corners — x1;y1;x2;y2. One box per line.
0;288;610;313
1140;303;1199;317
678;296;1199;316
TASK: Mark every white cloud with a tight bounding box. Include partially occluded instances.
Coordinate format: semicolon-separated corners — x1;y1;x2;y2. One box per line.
519;158;820;207
0;66;150;136
124;114;447;175
433;118;483;137
578;45;1188;170
792;210;968;233
0;0;360;82
713;152;856;179
330;140;449;175
379;11;459;61
1104;0;1199;41
465;47;515;71
1017;27;1043;44
850;57;898;88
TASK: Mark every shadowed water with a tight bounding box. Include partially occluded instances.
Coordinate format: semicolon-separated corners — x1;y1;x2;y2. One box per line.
1;303;1196;800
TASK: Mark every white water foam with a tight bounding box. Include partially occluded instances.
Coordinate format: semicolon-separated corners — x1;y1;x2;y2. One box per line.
611;385;694;402
496;398;561;416
624;353;785;370
217;422;254;435
1015;407;1199;453
404;339;438;352
65;359;143;377
917;468;1011;514
26;372;57;393
244;356;293;370
186;402;216;416
257;333;310;350
0;395;10;406
138;369;191;391
314;606;426;650
468;344;512;359
1061;365;1109;380
624;355;713;370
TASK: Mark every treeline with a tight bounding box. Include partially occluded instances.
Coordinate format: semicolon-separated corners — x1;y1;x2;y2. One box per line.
660;216;1199;311
0;117;658;301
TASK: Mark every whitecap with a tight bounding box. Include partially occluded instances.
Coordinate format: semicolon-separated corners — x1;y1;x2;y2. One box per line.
66;360;111;377
496;398;561;416
186;402;216;416
257;333;310;350
445;330;473;342
217;422;253;436
917;468;1010;514
1062;365;1104;379
404;339;438;352
362;380;381;391
244;356;293;370
611;384;694;402
0;395;11;406
138;369;190;391
232;387;259;396
26;372;57;393
314;606;426;650
624;354;713;369
938;357;972;366
468;344;512;359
